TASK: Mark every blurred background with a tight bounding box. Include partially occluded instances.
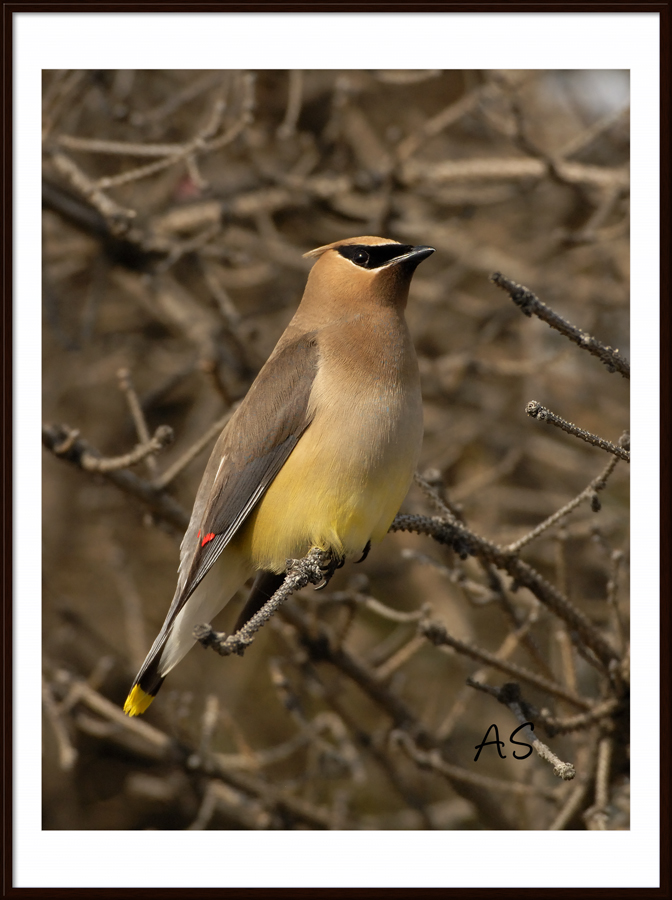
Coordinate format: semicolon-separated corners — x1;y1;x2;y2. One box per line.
42;69;630;831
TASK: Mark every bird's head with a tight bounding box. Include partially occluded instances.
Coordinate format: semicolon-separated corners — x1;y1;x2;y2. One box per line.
301;236;435;315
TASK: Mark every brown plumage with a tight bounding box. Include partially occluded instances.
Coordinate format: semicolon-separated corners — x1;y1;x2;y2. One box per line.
124;236;434;715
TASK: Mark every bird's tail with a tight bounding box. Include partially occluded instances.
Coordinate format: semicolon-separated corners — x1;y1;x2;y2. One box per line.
123;553;250;716
124;662;165;716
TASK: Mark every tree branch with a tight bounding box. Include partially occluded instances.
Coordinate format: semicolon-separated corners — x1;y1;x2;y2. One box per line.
526;402;630;461
42;423;188;531
491;272;630;378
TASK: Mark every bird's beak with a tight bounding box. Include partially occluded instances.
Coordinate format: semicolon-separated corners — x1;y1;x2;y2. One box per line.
382;245;435;269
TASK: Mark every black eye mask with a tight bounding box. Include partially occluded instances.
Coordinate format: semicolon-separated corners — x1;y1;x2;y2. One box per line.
337;244;414;269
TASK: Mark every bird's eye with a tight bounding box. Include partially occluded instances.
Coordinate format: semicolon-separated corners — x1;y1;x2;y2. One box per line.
353;250;370;267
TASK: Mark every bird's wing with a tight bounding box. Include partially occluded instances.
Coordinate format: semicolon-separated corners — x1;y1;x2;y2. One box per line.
155;331;318;641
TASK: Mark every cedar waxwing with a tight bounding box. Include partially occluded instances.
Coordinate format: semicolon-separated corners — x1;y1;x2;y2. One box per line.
124;236;434;715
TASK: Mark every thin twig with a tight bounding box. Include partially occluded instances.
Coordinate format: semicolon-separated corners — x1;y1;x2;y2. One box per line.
481;560;556;679
50;668;174;756
434;604;542;742
216;696;360;782
197;694;221;762
42;677;78;770
505;454;621;554
396;83;496;161
325;590;427;624
43;423;188;531
548;780;589;830
280;599;429;738
57;134;194;157
277;70;304;140
212;732;312;772
526;402;630;461
118;367;158;476
584;736;613;829
420;617;591;710
44;421;173;474
50;150;137;231
93;81;233;191
106;539;148;671
557;105;629;160
413;472;555;677
391;731;559;800
188;780;273;830
606;550;627;654
554;624;579;699
131;71;230;130
491;272;630;378
51;666;353;829
508;93;629;197
401;548;499;605
320;685;436;828
537;698;621;737
391;514;619;669
401;156;628;191
467;680;576;780
201;754;352;830
374;634;427;682
413;471;463;524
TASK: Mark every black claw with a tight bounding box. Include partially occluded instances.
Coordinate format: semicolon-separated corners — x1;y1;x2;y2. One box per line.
314;553;345;591
355;540;371;564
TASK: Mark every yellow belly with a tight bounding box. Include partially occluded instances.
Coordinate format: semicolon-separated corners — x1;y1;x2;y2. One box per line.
232;403;421;572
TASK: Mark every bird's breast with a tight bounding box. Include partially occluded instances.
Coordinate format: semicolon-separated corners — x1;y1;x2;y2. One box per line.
235;317;423;571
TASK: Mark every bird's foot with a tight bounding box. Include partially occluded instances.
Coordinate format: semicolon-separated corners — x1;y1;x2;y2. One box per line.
314;550;345;590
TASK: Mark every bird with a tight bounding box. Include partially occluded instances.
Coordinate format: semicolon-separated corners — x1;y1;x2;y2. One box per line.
124;235;434;716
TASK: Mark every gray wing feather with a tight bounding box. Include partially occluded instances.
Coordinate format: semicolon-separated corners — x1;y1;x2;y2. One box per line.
160;332;318;633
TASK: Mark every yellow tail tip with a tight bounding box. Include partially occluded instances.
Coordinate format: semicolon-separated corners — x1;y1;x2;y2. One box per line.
124;684;155;716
